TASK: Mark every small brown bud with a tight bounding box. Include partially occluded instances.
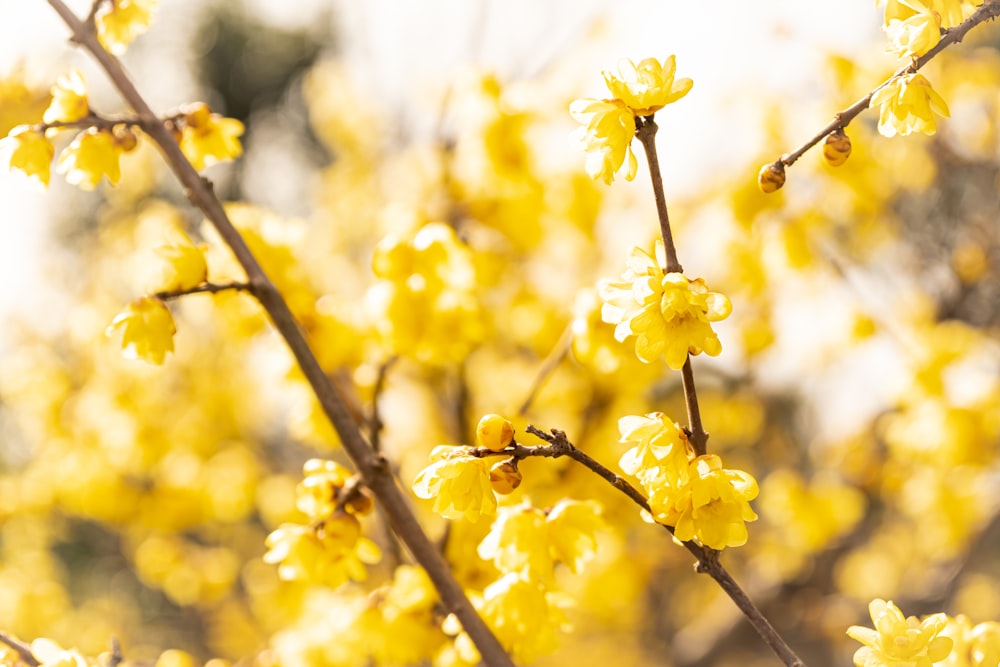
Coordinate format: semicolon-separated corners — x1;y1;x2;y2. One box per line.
823;128;852;167
113;124;138;152
758;161;786;194
489;460;522;495
343;487;375;516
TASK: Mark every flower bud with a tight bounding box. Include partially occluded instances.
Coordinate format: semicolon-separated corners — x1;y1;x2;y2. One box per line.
489;460;522;495
113;124;138;152
823;129;852;167
343;486;375;516
758;161;786;193
476;413;514;452
183;102;212;130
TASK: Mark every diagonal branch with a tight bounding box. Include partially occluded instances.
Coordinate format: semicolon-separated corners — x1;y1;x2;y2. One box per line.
776;0;1000;169
43;3;514;666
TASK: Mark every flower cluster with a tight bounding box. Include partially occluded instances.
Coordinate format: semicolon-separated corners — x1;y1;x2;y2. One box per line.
847;599;953;667
96;0;159;55
365;222;485;365
619;413;758;549
599;240;732;369
263;459;381;588
570;55;692;183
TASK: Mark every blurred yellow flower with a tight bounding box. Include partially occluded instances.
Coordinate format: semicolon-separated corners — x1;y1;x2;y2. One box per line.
477;573;567;664
105;296;176;365
870;73;950;138
477;504;552;580
179;102;245;171
43;70;89;124
645;454;759;549
602;55;693;116
412;446;497;522
846;599;952;667
0;125;54;188
599;241;732;368
545;499;603;574
569;98;637;184
884;0;941;59
96;0;159;55
30;638;88;667
155;232;208;292
56;127;126;190
263;513;381;588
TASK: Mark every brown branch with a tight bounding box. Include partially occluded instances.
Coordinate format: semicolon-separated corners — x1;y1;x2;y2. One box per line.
0;632;39;667
44;3;515;666
680;357;708;456
520;426;806;667
153;281;251;301
777;0;1000;169
108;637;123;667
368;355;404;569
635;117;682;274
518;322;573;416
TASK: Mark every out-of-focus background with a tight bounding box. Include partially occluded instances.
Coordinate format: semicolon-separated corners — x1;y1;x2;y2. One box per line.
2;1;1000;666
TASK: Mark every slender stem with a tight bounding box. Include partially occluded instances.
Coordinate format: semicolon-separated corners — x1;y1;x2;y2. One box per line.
777;0;1000;168
635;117;682;274
154;281;251;301
518;323;573;416
44;4;514;666
520;427;805;667
681;358;708;456
0;632;39;667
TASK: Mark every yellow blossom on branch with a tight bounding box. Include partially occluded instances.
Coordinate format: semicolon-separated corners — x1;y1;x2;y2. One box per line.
412;445;497;522
599;240;732;368
56;127;128;190
154;232;209;292
96;0;159;55
43;70;89;124
601;55;693;116
617;412;691;484
870;73;950;138
178;102;245;171
105;296;176;365
263;513;381;588
0;125;55;188
644;454;759;549
884;0;941;58
569;98;637;184
846;599;952;667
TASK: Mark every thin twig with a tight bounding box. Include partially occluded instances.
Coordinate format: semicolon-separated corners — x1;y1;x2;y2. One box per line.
44;3;515;666
0;632;39;667
635;117;682;274
518;322;573;416
680;358;708;456
153;281;252;301
108;637;123;667
518;426;806;667
777;0;1000;169
368;355;404;568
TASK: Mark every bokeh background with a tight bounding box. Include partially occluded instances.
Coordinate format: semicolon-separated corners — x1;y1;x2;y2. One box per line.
1;2;1000;666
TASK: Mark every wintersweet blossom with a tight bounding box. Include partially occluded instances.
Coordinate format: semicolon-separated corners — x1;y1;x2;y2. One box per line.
0;125;54;188
96;0;159;55
105;296;176;365
43;70;89;124
154;231;208;292
179;103;245;171
569;98;637;184
263;513;381;587
846;599;952;667
412;445;497;522
599;241;732;368
870;73;950;137
601;55;693;116
884;0;941;59
617;412;691;485
56;128;126;190
645;454;759;549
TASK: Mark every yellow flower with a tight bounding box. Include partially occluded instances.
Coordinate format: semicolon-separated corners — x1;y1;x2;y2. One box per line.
599;241;732;368
617;412;691;484
646;454;759;549
0;125;54;188
870;73;950;138
477;573;567;664
30;639;88;667
43;70;89;124
96;0;159;55
56;128;125;190
155;232;209;292
179;102;245;171
296;458;354;520
106;296;176;365
884;0;941;59
846;599;953;667
545;499;603;574
602;55;693;116
569;98;637;184
412;446;497;522
477;504;552;581
263;513;381;587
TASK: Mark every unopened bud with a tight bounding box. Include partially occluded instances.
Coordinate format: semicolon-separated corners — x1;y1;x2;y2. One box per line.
343;487;375;516
476;414;514;452
823;129;852;167
758;161;786;194
113;124;138;152
183;102;212;130
489;460;522;495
